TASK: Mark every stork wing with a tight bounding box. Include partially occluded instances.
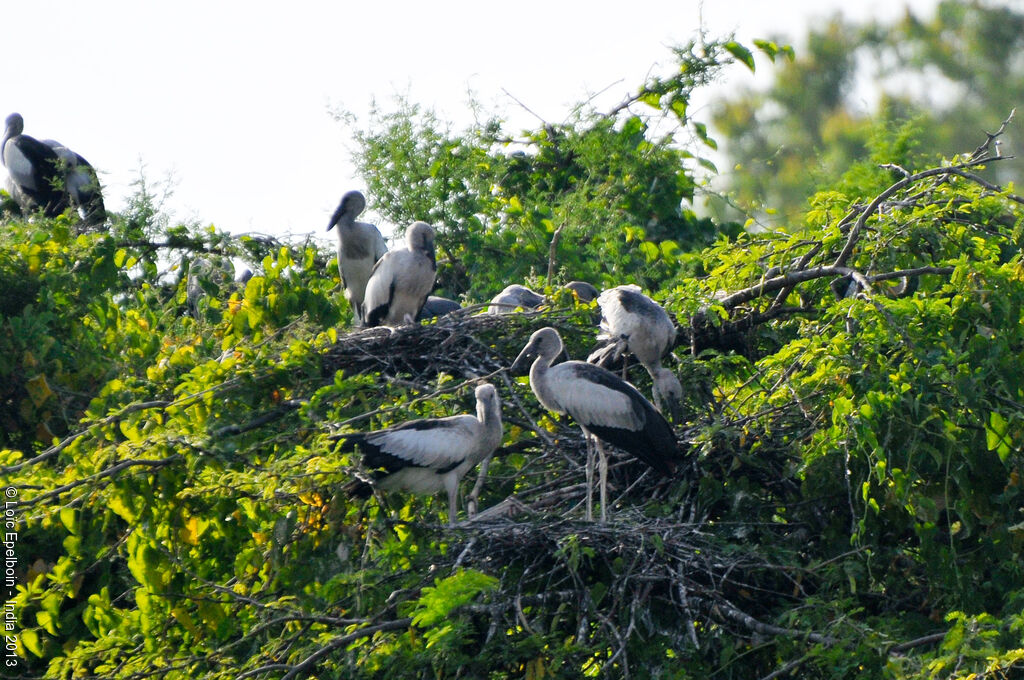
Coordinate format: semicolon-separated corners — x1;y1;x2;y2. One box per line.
551;362;646;432
355;416;479;473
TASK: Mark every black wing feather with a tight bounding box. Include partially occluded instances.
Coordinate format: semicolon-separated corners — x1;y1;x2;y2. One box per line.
567;363;680;476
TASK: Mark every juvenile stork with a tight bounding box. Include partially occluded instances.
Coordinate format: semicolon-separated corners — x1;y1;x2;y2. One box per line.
588;285;683;420
417;295;462;321
2;113;69;217
363;221;437;327
337;383;503;526
487;284;545;314
42;139;105;226
511;327;679;521
327;190;388;325
564;280;600;303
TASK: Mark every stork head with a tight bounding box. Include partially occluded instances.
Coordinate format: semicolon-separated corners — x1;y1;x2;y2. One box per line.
327;190;366;231
4;113;24;137
510;327;563;376
406;221;436;262
506;284;545;310
651;366;684;422
474;382;500;414
564;280;599;303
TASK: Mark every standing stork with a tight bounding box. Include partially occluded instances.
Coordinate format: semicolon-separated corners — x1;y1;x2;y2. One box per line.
327;190;388;325
2;113;69;217
588;285;683;421
487;284;546;314
511;327;679;521
363;221;436;327
336;383;503;526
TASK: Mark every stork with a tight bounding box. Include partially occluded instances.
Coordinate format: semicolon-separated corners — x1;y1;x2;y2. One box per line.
588;285;683;421
337;383;503;526
511;327;679;521
327;190;388;325
564;280;600;303
42;139;105;226
2;113;69;217
487;284;545;314
363;221;436;327
417;295;462;321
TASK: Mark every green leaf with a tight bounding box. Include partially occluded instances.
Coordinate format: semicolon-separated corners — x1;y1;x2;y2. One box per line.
639;91;662;109
20;628;44;657
411;569;498;629
724;41;756;71
670;97;688;123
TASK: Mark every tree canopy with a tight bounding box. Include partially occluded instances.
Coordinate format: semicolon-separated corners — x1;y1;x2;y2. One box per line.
3;20;1024;680
711;0;1024;228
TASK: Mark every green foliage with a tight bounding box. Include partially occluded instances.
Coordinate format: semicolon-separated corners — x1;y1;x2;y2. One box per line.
711;0;1024;227
4;34;1024;680
337;35;769;299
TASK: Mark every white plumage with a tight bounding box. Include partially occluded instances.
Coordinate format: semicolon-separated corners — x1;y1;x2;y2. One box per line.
338;383;503;525
327;190;388;325
363;221;437;327
511;327;679;521
588;284;683;420
487;284;545;314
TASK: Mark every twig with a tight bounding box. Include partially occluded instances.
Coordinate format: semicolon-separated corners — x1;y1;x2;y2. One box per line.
275;618;414;680
20;455;183;507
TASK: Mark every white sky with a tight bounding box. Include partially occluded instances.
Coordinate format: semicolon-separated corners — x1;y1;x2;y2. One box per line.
3;0;942;245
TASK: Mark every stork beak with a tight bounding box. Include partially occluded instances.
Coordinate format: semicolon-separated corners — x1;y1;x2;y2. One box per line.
509;343;536;377
663;398;683;424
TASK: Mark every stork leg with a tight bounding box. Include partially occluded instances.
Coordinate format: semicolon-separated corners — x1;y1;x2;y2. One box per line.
595;438;609;523
466;454;493;519
584;432;595;522
444;475;459;527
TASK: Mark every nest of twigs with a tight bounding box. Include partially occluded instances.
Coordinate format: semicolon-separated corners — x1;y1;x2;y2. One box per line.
315;307;818;663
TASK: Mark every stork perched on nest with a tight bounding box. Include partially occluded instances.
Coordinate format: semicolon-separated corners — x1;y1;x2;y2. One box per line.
588;285;683;421
512;327;679;522
417;295;462;321
337;383;503;525
363;221;437;327
326;190;388;325
487;284;545;314
564;280;600;304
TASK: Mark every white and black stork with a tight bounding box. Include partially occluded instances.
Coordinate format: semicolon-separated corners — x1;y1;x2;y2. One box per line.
511;326;679;521
326;190;388;325
337;383;503;525
487;284;545;314
588;284;683;420
362;221;436;327
3;113;72;218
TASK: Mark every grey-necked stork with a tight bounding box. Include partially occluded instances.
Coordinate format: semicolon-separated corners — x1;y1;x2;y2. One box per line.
363;221;436;327
42;139;105;226
588;285;683;420
564;280;600;303
417;295;462;321
2;113;69;217
511;327;679;521
327;190;389;325
337;382;503;525
487;284;545;314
